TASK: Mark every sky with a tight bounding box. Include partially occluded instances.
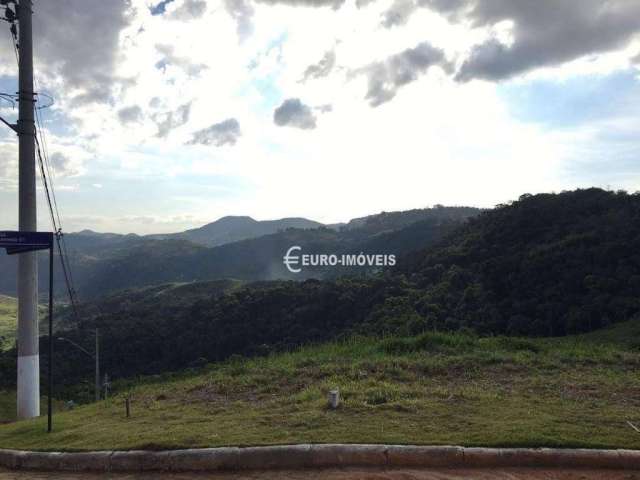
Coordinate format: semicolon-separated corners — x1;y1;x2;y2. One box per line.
0;0;639;234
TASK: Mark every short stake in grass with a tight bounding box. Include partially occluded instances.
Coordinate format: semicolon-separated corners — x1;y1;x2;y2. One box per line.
328;389;340;409
125;397;131;418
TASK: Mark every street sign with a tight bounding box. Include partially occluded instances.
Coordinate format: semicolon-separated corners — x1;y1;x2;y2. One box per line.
0;231;53;254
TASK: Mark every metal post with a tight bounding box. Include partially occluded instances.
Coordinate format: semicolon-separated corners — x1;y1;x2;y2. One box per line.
47;243;53;432
16;0;40;420
95;328;100;402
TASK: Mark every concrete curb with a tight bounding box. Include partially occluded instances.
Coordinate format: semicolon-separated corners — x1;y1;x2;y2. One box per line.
0;445;639;472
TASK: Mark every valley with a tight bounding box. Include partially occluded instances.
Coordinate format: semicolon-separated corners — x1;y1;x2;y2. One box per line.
1;189;639;453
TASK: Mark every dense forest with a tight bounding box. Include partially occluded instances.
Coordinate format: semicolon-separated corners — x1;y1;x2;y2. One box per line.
399;188;640;336
1;188;639;394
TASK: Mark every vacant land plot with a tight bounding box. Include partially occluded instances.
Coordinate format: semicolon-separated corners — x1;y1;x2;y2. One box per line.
1;320;639;451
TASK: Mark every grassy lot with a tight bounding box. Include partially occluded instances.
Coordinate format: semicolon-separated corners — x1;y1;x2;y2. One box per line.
0;321;639;451
0;391;15;424
0;295;50;351
0;391;65;425
0;296;17;351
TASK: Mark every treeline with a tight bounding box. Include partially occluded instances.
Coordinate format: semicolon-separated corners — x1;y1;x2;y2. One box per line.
397;188;640;336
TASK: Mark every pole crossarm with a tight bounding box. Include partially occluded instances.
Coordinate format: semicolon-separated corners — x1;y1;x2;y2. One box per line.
0;115;17;132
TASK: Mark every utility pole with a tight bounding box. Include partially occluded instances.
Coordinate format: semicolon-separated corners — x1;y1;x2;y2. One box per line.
56;334;101;402
95;328;100;401
16;0;39;420
47;241;53;432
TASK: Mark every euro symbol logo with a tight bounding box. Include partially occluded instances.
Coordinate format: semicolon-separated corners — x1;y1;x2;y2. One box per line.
283;245;302;273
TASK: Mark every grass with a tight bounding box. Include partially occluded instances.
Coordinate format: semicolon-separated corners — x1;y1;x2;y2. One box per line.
0;295;50;351
0;321;639;451
0;295;17;351
0;390;15;424
0;391;62;425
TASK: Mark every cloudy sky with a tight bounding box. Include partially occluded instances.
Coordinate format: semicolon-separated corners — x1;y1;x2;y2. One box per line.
0;0;639;234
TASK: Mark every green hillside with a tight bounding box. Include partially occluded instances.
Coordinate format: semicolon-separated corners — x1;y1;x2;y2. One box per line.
1;189;639;451
0;391;14;423
0;321;638;450
400;188;640;336
0;392;62;425
0;296;49;351
0;295;17;351
3;189;639;394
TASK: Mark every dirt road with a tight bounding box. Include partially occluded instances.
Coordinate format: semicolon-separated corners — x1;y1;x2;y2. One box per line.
1;468;640;479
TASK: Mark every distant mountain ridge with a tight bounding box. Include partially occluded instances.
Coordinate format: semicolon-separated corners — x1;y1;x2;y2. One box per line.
0;206;482;298
65;207;482;248
340;206;481;234
146;216;324;247
67;207;481;248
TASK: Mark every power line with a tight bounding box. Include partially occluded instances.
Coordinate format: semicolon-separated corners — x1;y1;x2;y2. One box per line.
31;84;81;322
2;1;18;66
33;115;82;320
33;97;81;315
35;132;81;322
4;0;82;324
34;80;62;232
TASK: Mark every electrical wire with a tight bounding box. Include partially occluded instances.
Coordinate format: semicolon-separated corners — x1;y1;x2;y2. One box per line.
35;133;81;322
34;79;62;230
4;1;83;323
32;85;81;321
5;6;18;66
34;109;82;321
33;95;81;315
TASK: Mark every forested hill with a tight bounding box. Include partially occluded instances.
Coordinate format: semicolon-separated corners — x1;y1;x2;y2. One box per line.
146;216;323;247
399;188;640;336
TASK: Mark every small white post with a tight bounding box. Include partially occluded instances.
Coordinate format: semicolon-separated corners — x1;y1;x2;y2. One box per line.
328;389;340;409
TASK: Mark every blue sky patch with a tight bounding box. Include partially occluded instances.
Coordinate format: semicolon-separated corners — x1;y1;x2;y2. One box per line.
499;70;640;129
149;0;176;16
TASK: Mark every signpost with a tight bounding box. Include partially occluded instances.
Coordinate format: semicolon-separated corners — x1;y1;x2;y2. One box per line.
0;231;54;432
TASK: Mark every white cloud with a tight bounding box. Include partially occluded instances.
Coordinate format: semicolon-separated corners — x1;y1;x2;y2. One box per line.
167;0;208;20
0;142;18;191
1;0;638;233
